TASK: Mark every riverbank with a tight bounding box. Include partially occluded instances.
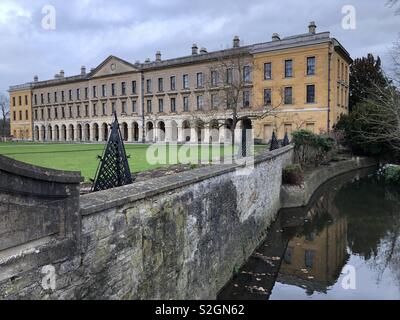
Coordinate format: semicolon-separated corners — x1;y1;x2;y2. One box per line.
280;156;378;209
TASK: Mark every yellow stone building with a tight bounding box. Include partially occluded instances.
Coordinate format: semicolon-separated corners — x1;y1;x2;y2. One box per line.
9;85;33;140
252;23;352;141
9;22;351;143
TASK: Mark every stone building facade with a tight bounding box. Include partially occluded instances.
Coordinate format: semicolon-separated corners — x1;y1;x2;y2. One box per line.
8;22;351;143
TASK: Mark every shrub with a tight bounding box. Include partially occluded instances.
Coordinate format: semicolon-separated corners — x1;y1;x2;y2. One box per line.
292;130;336;167
384;165;400;185
282;164;304;185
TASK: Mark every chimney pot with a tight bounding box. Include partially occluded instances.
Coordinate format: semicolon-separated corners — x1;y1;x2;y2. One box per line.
272;33;280;41
156;51;161;62
34;75;38;82
200;47;208;54
81;65;86;75
192;43;198;55
59;70;65;78
145;58;151;63
233;36;240;48
309;21;317;34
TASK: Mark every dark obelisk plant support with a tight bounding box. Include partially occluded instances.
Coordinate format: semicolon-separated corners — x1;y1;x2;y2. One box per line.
92;113;134;192
270;131;279;151
282;131;290;147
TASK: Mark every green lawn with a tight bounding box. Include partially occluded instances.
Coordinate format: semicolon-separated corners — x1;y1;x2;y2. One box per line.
0;142;265;182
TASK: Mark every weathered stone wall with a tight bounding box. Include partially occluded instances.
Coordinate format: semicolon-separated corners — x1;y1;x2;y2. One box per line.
0;146;293;300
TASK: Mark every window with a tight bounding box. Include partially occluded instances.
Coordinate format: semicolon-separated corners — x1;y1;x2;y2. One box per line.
305;250;315;268
183;74;189;89
111;102;115;114
284;87;293;104
284;124;293;138
170;76;176;91
158;99;164;112
93;86;97;98
102;103;106;115
158;78;163;92
61;91;65;102
68;106;72;118
47;108;51;119
69;90;73;101
25;95;28;105
34;110;38;120
307;57;316;75
211;94;218;109
226;68;233;84
243;91;250;108
77;105;80;117
243;66;251;82
264;88;272;106
47;93;50;104
264;62;272;80
211;71;218;86
111;83;116;96
183;96;189;111
85;105;89;117
197;95;203;110
285;59;293;78
13;111;16;121
132;100;137;113
196;73;203;88
41;94;44;104
54;108;58;119
19;110;22;120
121;82;126;96
102;84;106;97
85;87;89;99
146;79;152;93
132;81;137;94
54;92;58;103
41;108;44;119
34;95;37;105
61;107;65;118
25;110;29;120
12;97;16;107
121;101;126;114
76;89;80;100
19;96;22;105
147;100;152;113
306;85;315;103
93;103;97;116
170;98;176;113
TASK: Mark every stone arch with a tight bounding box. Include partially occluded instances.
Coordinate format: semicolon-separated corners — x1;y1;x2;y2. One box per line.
34;126;39;141
182;120;191;142
132;121;139;142
240;117;253;157
146;121;154;142
157;121;166;142
209;119;220;144
121;122;128;141
84;123;90;141
77;124;83;141
61;125;67;141
54;125;60;141
195;120;205;143
68;124;75;141
101;123;109;141
47;125;53;141
92;123;99;142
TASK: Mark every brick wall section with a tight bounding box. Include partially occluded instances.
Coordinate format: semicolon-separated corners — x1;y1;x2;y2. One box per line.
0;146;293;300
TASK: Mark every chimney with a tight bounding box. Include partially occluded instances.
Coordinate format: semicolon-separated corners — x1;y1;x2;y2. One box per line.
59;70;65;78
54;74;60;79
90;68;95;72
192;43;198;55
272;33;280;41
81;65;86;75
156;51;161;62
233;36;240;48
200;47;208;54
34;75;38;82
309;21;317;34
145;58;151;63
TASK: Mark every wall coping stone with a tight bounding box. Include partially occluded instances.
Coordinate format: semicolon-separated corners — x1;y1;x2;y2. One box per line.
0;155;83;184
80;145;294;216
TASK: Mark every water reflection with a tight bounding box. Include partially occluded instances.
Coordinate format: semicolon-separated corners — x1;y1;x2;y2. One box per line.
218;167;400;300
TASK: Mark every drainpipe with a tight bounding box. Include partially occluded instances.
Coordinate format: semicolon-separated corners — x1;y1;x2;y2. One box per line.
141;71;145;143
327;43;333;133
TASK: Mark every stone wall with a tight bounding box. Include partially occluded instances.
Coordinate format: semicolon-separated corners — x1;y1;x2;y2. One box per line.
0;146;293;300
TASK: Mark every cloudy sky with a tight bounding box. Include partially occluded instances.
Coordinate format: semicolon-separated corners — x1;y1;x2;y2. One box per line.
0;0;399;96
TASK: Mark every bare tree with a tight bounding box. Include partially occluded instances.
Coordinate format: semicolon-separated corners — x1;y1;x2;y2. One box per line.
0;93;10;138
387;0;400;14
189;50;282;155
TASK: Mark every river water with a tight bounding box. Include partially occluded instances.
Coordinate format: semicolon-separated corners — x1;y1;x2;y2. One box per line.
218;167;400;300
